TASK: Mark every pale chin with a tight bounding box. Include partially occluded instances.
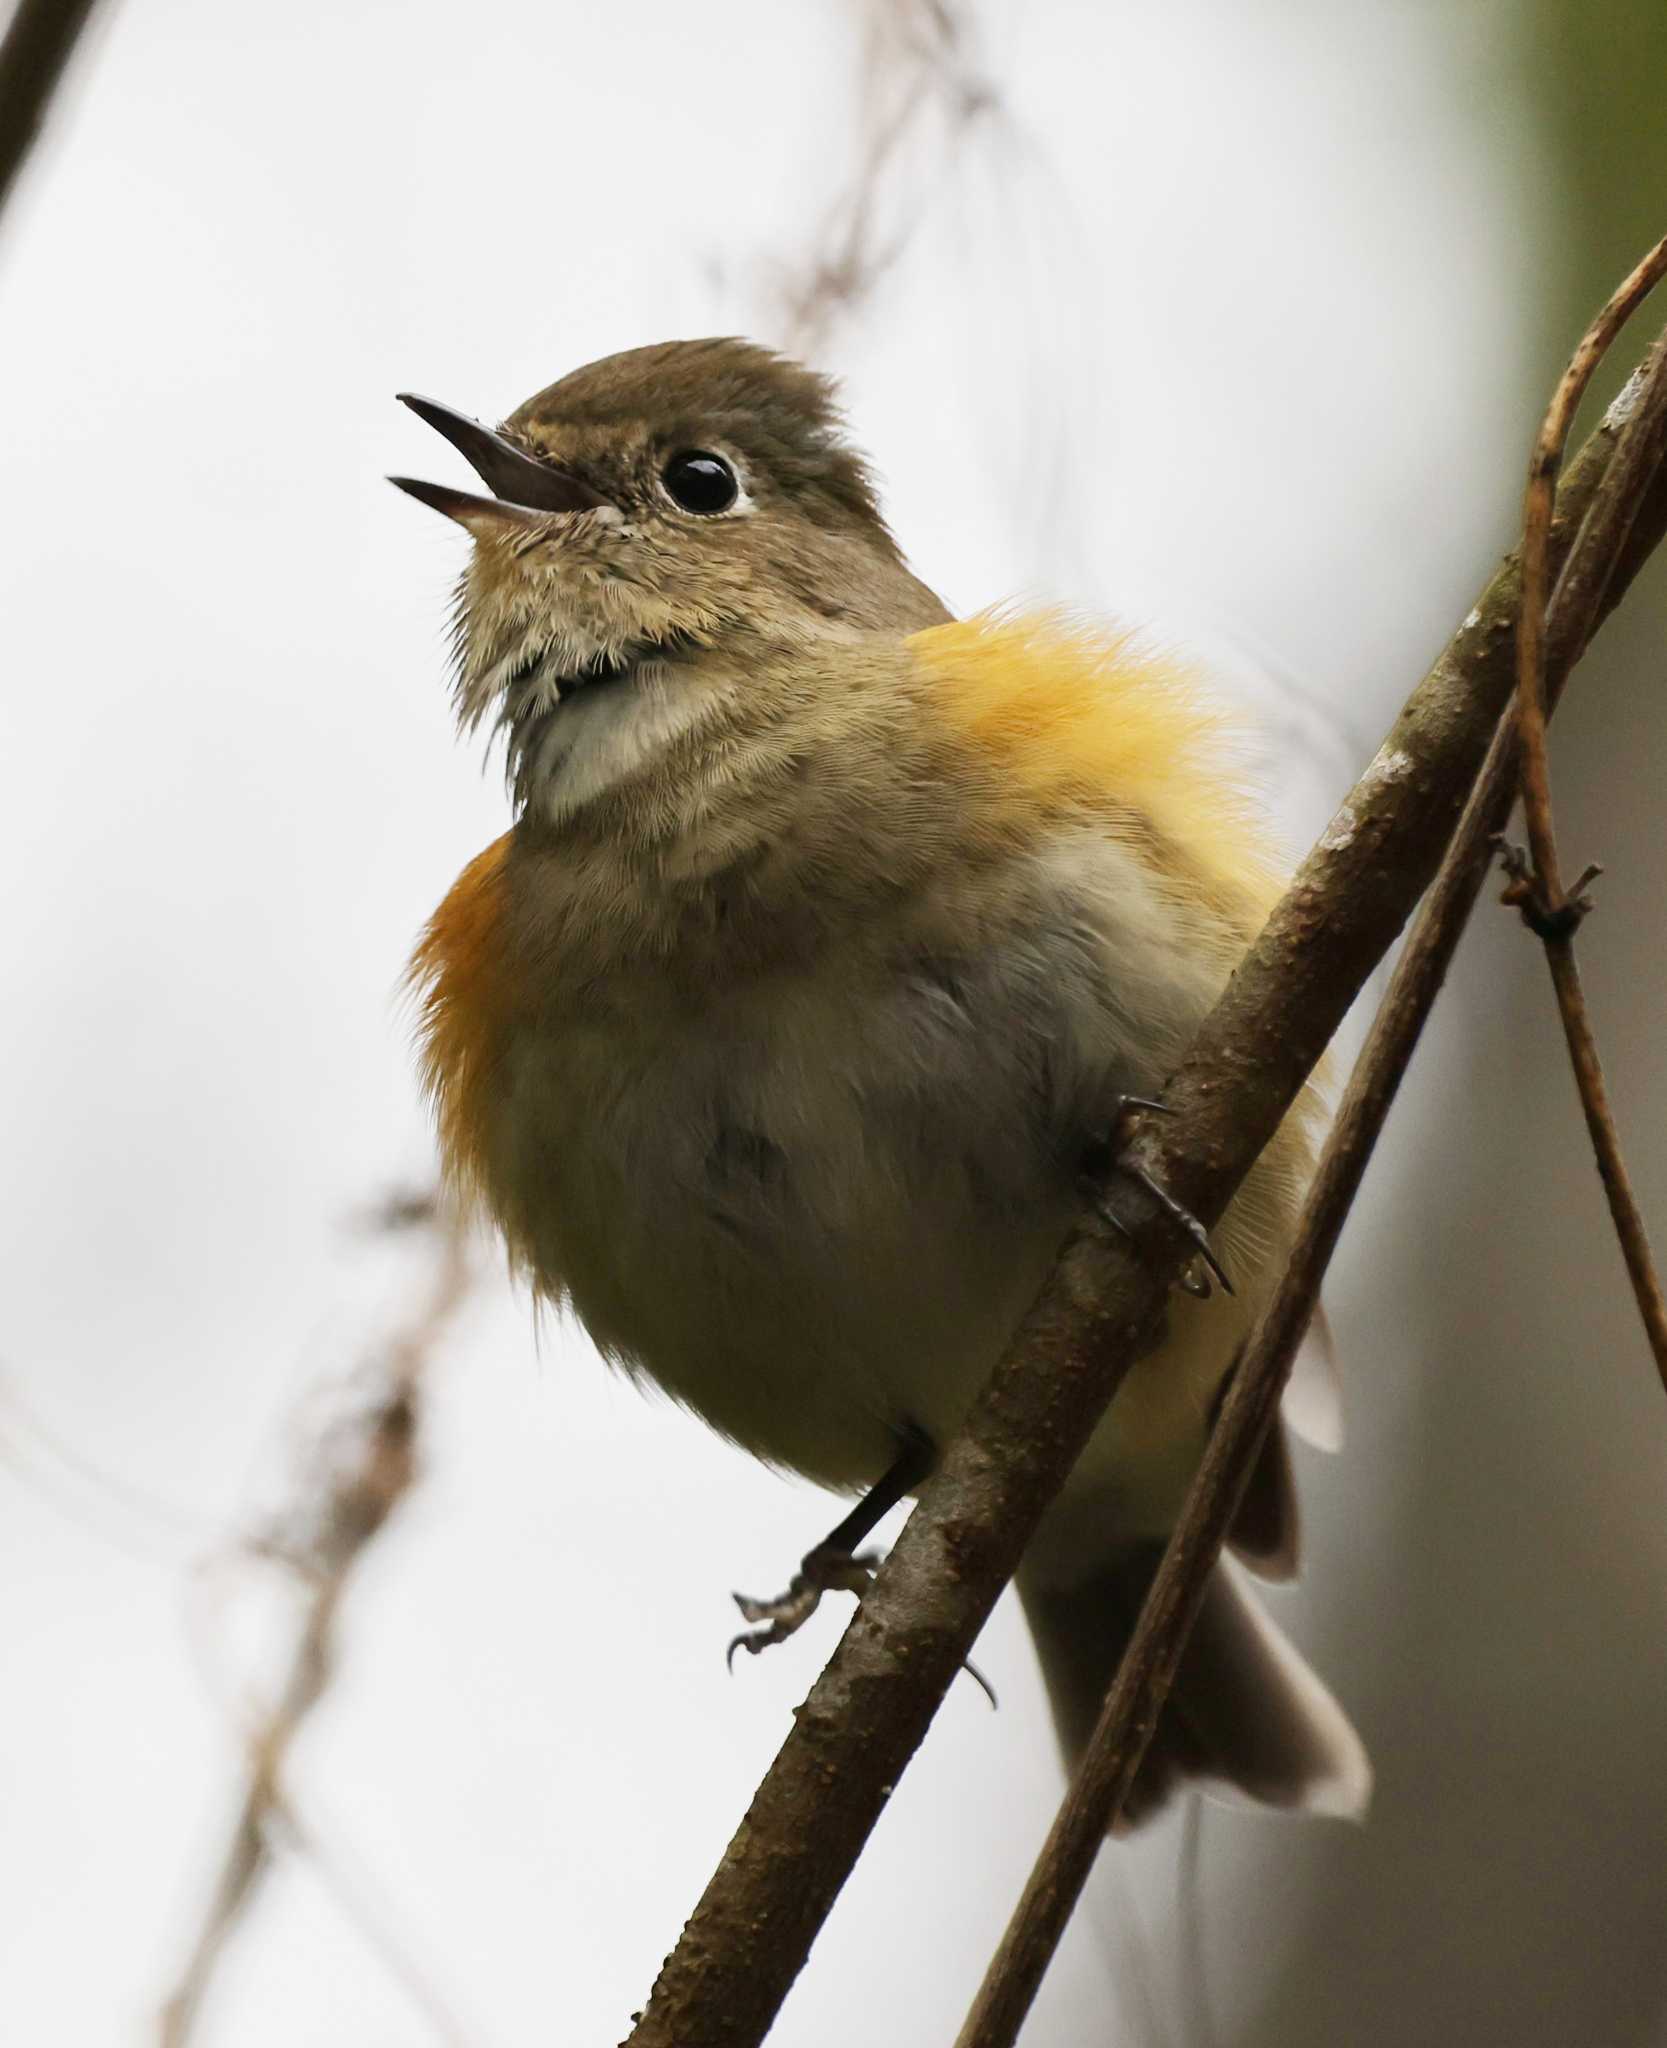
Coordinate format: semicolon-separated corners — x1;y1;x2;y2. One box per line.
516;663;716;824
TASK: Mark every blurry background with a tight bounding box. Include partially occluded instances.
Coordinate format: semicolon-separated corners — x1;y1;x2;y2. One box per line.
3;1;1666;2042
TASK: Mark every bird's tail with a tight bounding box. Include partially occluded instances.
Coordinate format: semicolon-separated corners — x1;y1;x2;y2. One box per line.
1015;1544;1370;1830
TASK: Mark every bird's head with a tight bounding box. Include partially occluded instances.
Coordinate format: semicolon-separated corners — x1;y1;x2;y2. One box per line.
392;339;945;818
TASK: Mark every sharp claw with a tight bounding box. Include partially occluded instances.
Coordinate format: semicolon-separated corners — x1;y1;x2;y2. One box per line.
727;1625;780;1672
1174;1260;1214;1300
1121;1160;1234;1295
726;1550;1005;1711
1089;1096;1235;1299
960;1658;999;1711
723;1547;886;1671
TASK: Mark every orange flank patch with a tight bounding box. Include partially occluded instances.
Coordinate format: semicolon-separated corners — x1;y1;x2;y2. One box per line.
407;833;513;1195
909;610;1286;942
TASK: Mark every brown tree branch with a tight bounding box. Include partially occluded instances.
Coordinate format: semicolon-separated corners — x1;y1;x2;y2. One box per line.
1500;235;1667;1393
955;307;1667;2048
0;0;105;226
617;298;1667;2048
157;1211;473;2048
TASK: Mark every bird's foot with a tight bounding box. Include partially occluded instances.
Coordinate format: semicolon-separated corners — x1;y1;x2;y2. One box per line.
726;1542;880;1669
725;1540;1001;1708
1085;1094;1233;1300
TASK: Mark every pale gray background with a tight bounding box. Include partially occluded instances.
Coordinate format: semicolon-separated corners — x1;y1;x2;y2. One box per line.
3;2;1665;2043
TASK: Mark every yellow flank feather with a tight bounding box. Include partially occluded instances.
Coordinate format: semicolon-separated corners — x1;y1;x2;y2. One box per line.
912;607;1327;1290
910;609;1286;950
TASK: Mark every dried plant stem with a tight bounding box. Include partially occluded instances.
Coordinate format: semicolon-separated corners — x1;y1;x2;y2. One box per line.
1513;235;1667;906
1501;235;1667;1392
954;310;1667;2047
617;293;1667;2048
774;0;991;356
0;0;104;224
157;1216;472;2048
1533;942;1667;1390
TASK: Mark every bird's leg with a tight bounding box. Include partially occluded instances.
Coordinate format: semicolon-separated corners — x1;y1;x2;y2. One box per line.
726;1423;934;1670
1083;1094;1233;1300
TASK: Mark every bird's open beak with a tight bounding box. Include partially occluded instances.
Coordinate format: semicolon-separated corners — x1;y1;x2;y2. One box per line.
390;393;608;532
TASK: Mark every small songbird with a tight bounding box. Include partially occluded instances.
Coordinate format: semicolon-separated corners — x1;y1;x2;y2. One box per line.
392;339;1369;1825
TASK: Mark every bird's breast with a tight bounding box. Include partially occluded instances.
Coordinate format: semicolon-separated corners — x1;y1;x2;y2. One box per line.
479;889;1084;1487
430;825;1254;1507
412;615;1315;1511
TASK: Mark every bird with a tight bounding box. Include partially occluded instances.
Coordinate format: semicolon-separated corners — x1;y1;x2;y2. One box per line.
391;337;1370;1827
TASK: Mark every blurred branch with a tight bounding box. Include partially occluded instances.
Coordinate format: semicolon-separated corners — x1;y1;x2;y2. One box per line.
0;1361;215;1560
1499;232;1667;1392
617;279;1667;2048
0;0;104;226
772;0;993;357
957;289;1667;2048
157;1208;473;2048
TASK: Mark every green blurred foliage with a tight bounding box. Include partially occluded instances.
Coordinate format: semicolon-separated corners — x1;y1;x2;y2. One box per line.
1529;0;1667;393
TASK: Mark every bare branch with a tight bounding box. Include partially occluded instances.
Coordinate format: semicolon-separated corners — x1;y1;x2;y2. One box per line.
157;1211;474;2048
954;308;1667;2047
1512;235;1667;914
617;290;1667;2048
0;0;105;227
1498;238;1667;1390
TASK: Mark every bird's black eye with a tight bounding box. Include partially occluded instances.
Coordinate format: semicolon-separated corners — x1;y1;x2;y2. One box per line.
661;449;739;514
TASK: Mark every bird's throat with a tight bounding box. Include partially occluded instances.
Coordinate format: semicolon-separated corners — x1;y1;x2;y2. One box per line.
505;638;727;825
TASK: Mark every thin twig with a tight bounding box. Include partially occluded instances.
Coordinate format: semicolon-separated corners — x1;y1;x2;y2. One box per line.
954;315;1667;2048
1503;236;1667;1392
0;1361;214;1560
0;0;104;226
1512;236;1667;911
157;1211;473;2048
771;0;993;357
616;302;1667;2048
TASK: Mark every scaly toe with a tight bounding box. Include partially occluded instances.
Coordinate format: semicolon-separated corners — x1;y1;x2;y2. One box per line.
724;1547;881;1670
